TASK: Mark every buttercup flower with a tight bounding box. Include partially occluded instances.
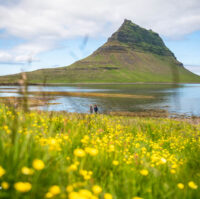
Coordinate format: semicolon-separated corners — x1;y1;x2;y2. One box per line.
1;182;9;190
177;183;184;189
92;185;102;195
49;185;61;195
79;189;93;198
21;167;34;175
140;169;149;176
112;160;119;166
45;192;53;198
85;147;98;156
188;181;198;189
14;182;32;192
32;159;45;170
66;185;74;193
74;149;86;157
104;193;112;199
0;166;6;177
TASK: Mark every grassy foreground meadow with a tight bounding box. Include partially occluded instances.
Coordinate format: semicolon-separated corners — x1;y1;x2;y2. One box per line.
0;105;199;199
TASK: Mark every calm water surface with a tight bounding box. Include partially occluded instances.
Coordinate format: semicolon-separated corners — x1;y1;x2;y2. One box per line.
0;84;200;116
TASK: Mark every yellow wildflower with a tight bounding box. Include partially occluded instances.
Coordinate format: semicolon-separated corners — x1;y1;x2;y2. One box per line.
1;182;9;190
92;185;102;195
68;164;77;171
81;135;90;144
0;166;6;177
132;197;143;199
170;169;176;174
140;169;149;176
112;160;119;166
66;185;74;192
91;196;98;199
177;183;184;189
66;156;70;161
104;193;112;199
69;192;79;199
79;169;93;180
108;145;115;152
32;159;45;170
14;182;32;192
188;181;198;189
21;167;34;175
63;135;69;140
49;185;61;195
160;158;167;164
45;192;53;198
85;147;99;156
74;161;80;166
135;143;140;148
79;189;93;198
171;164;177;169
84;174;91;180
74;149;86;157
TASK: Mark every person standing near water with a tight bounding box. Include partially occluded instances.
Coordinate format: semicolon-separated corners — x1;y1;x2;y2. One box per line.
94;104;98;114
90;105;93;114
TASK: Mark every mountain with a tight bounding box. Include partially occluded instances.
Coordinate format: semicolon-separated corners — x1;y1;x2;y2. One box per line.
1;19;200;84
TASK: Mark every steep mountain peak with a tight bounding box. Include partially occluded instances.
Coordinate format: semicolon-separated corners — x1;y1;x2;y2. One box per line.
121;19;134;26
107;19;174;57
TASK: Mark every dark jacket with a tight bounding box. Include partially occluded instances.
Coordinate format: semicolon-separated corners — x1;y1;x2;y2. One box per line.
94;106;98;113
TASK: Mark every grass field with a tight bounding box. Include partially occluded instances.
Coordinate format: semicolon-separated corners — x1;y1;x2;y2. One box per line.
0;105;199;199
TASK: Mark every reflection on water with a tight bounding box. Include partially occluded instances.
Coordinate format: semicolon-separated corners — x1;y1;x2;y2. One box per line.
0;84;200;116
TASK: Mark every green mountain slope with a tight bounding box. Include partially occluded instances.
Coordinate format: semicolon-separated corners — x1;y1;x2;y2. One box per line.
1;19;200;84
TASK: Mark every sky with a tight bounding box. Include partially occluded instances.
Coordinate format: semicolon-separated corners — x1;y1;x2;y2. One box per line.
0;0;200;76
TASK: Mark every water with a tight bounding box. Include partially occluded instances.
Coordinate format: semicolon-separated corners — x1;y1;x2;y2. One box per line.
0;84;200;116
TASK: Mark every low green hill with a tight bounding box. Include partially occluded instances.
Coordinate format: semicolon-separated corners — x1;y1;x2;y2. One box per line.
1;19;200;84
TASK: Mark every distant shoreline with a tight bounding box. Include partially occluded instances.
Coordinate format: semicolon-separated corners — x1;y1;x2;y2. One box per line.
0;82;200;86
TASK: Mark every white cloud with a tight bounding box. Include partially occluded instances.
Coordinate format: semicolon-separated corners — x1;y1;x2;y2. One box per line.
185;65;200;75
0;51;13;63
0;50;38;64
0;0;200;64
